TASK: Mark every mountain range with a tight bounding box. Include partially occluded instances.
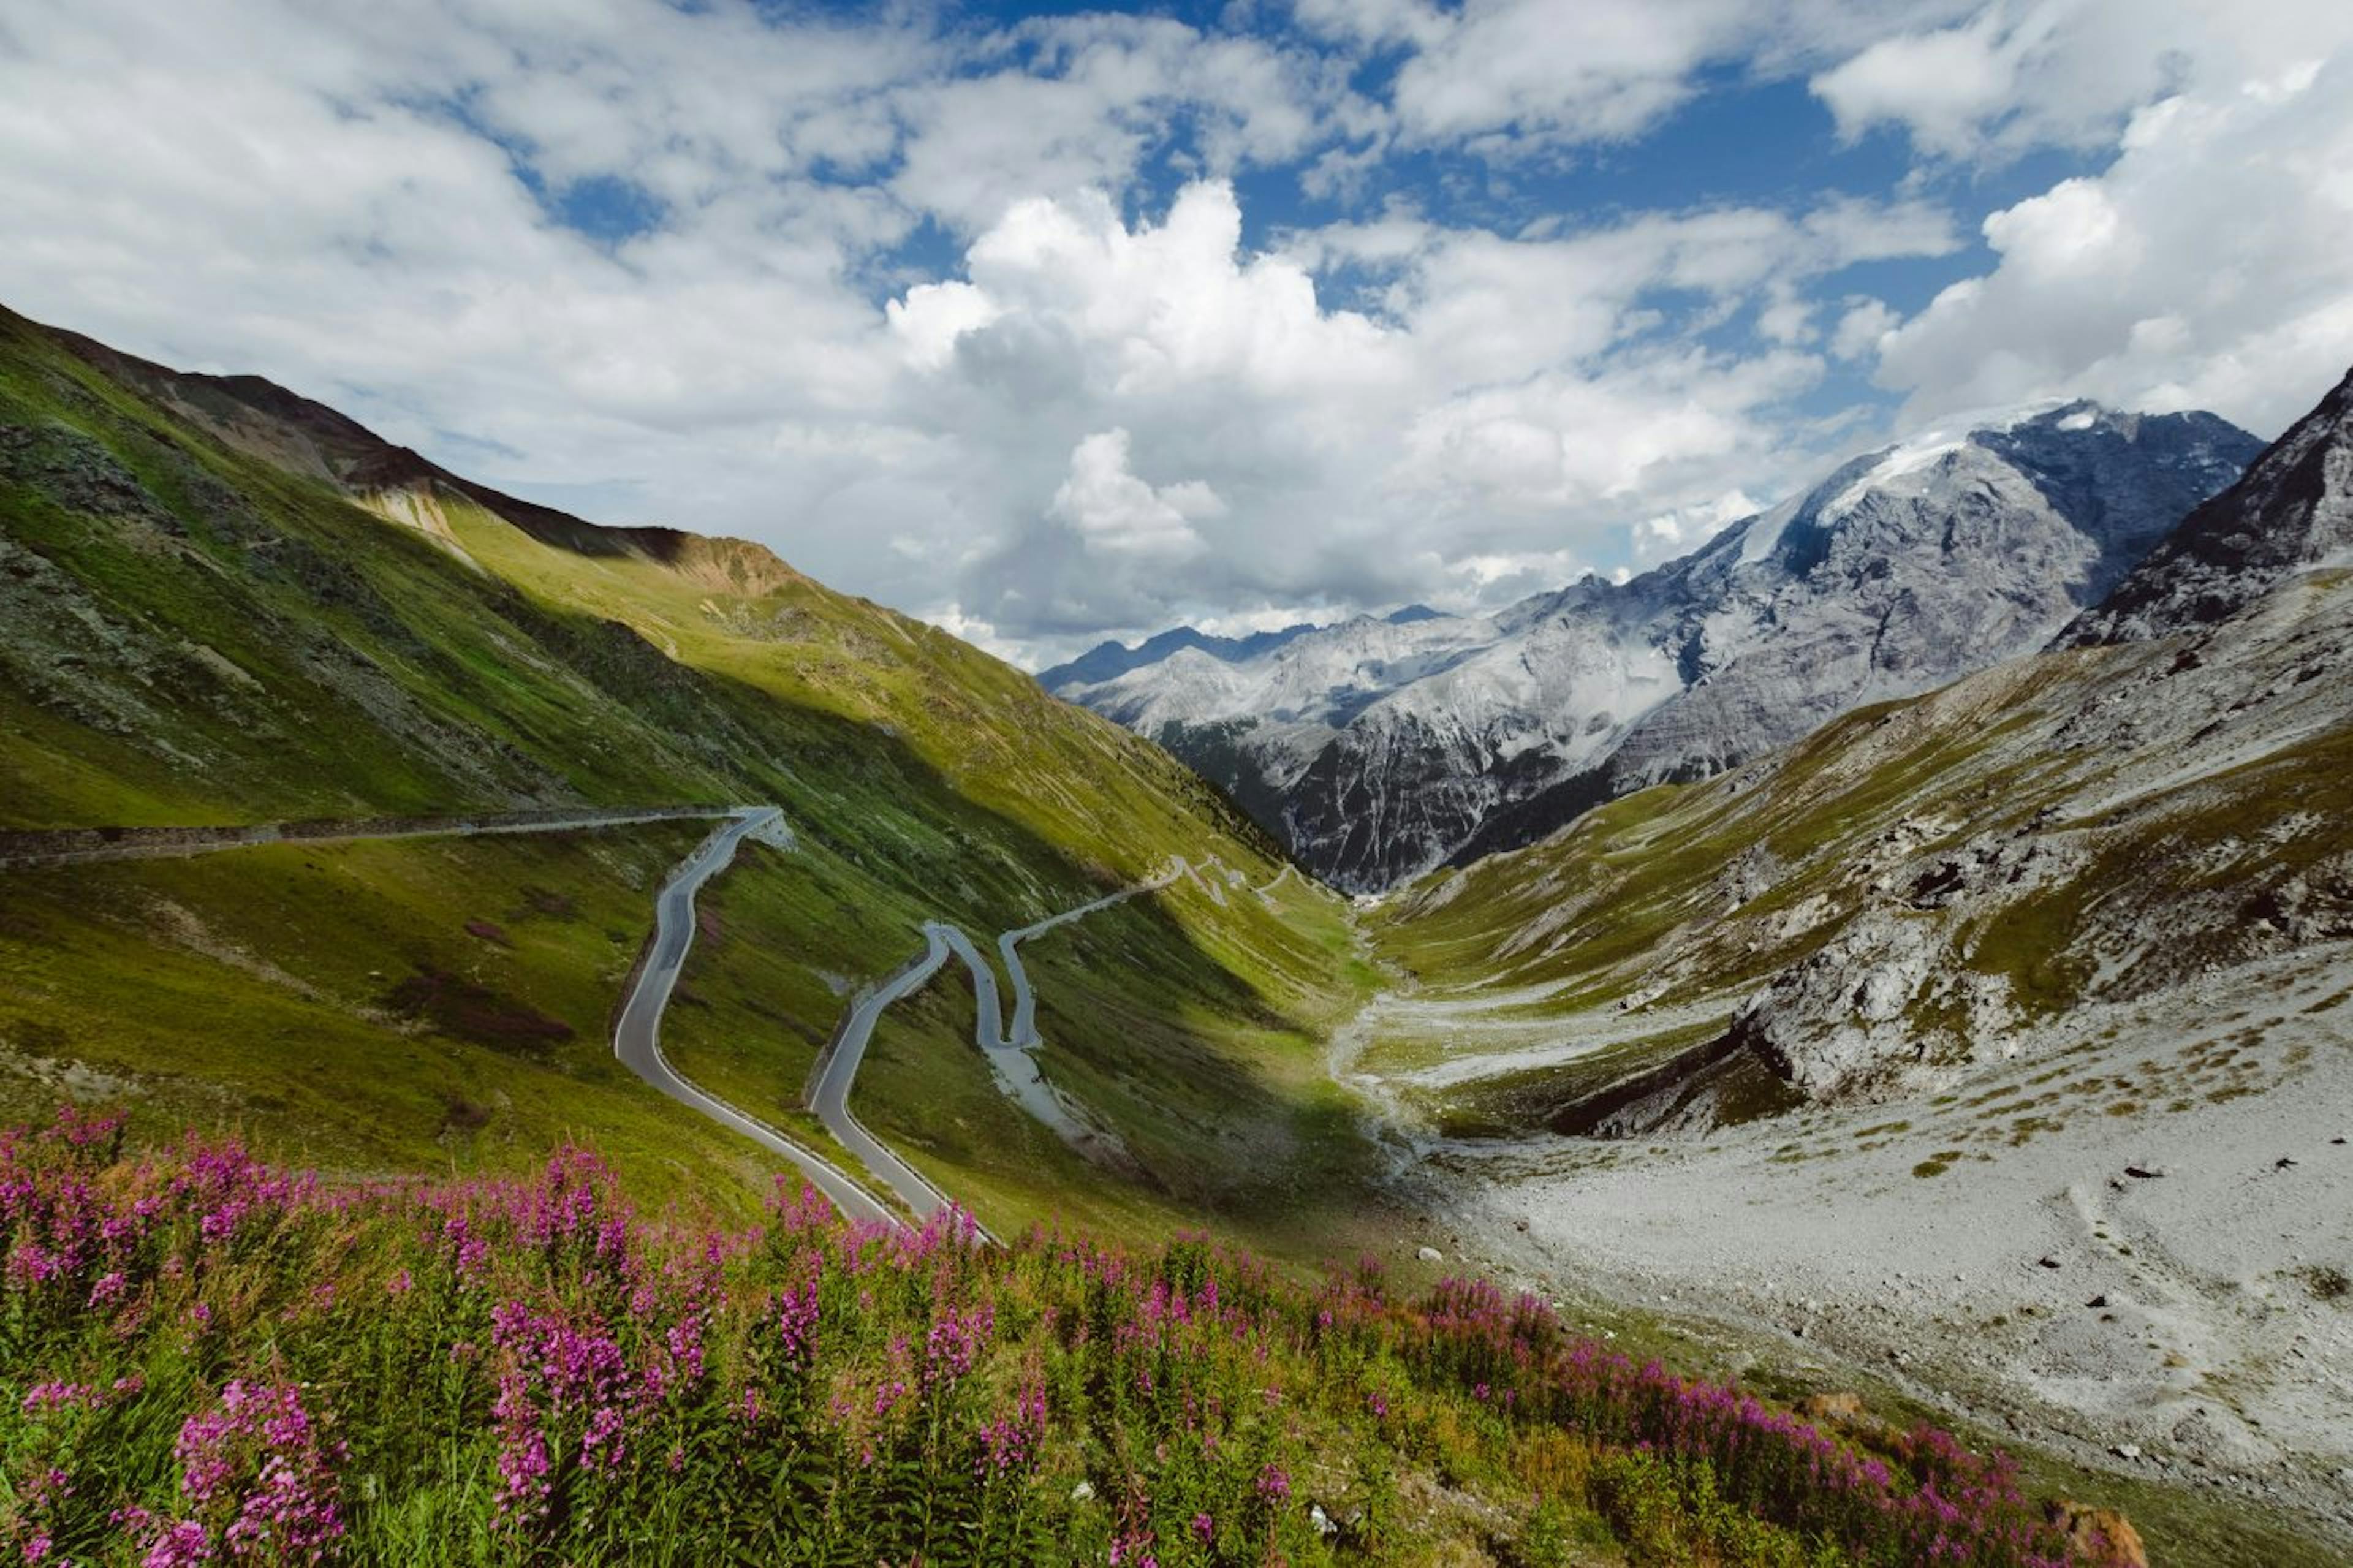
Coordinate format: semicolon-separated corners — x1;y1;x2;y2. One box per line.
1046;403;2265;889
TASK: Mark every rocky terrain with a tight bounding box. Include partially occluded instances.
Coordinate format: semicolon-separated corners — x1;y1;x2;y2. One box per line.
1428;944;2353;1543
1338;367;2353;1549
2061;366;2353;645
1051;403;2262;890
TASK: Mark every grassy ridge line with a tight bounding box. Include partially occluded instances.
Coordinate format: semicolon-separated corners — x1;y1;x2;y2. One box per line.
0;805;739;870
1;301;1287;941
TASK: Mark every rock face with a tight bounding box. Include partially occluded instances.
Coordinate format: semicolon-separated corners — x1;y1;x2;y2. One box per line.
1727;909;1944;1100
2059;366;2353;646
1052;404;2260;890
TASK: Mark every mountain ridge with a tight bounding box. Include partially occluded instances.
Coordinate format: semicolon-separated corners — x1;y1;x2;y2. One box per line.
1051;400;2264;889
29;307;808;596
0;300;1387;1269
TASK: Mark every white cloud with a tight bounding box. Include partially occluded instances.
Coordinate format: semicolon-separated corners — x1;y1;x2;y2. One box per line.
1810;0;2353;159
1811;7;2048;155
1047;430;1222;558
1634;488;1764;562
1871;54;2353;434
1830;297;1900;361
1389;0;1755;145
919;179;1955;646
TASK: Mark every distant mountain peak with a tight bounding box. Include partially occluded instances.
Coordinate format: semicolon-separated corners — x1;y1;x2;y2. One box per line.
1036;619;1324;691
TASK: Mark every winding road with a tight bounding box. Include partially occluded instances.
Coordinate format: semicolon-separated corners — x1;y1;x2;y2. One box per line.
13;797;1235;1232
616;809;1202;1230
610;808;903;1227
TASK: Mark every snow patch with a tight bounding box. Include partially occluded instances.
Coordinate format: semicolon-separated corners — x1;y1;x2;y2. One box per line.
1817;400;2074;525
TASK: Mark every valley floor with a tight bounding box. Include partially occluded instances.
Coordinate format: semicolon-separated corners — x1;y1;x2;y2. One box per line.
1351;944;2353;1552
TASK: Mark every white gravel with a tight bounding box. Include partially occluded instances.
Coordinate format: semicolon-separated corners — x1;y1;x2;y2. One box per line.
1384;944;2353;1539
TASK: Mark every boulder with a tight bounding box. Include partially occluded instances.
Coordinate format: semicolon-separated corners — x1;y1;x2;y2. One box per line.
2044;1500;2148;1567
1797;1392;1865;1426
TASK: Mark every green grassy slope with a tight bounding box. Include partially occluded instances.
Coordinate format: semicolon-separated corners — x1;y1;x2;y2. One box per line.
0;824;790;1214
0;305;1361;1235
846;865;1392;1262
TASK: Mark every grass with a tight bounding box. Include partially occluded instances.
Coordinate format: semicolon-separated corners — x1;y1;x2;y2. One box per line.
655;838;930;1168
821;863;1396;1271
1358;601;2353;1145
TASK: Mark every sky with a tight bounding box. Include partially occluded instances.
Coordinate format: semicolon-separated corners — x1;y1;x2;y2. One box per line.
4;1;2351;667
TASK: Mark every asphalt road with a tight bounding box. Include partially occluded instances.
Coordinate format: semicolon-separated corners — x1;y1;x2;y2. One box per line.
803;930;968;1222
993;865;1186;1050
610;807;901;1227
802;862;1189;1214
618;821;1208;1235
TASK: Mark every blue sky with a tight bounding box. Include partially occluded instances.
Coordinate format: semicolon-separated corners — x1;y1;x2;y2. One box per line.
2;0;2350;664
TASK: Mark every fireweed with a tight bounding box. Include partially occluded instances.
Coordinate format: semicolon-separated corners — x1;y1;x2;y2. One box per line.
0;1110;2140;1565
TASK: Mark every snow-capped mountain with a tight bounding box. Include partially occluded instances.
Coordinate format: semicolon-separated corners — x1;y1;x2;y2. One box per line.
1047;402;2264;890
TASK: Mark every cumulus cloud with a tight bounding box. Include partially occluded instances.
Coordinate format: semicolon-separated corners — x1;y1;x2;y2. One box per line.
1830;298;1900;361
1047;431;1223;558
1389;0;1755;145
909;178;1958;646
1810;0;2353;159
1870;53;2353;434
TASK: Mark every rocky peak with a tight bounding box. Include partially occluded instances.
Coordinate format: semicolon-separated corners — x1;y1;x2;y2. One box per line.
2057;366;2353;646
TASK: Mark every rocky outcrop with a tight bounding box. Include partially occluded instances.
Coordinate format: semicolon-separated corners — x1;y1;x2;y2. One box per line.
2044;1501;2148;1568
2061;365;2353;646
1724;909;1948;1100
